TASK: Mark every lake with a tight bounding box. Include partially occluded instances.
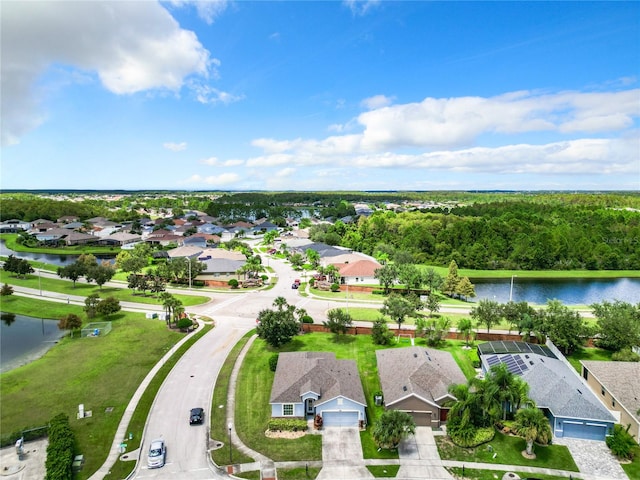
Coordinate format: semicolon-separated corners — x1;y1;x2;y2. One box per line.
0;240;116;267
0;313;67;373
472;277;640;305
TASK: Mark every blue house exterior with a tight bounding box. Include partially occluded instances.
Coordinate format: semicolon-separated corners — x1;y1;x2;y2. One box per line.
478;341;615;441
269;352;367;428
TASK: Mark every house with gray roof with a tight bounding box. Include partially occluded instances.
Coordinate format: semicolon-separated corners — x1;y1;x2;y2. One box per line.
478;341;615;441
376;347;466;427
270;352;366;428
581;361;640;441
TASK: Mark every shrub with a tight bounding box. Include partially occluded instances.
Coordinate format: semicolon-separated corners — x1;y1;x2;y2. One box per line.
607;424;638;460
309;278;315;287
45;413;75;480
269;353;279;372
176;318;194;331
267;418;308;432
228;279;239;289
612;348;640;362
330;283;340;292
301;315;314;324
448;422;495;448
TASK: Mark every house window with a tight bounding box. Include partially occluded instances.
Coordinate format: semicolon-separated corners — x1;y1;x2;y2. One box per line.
582;370;588;381
337;398;343;406
282;404;294;416
612;399;616;407
601;387;606;396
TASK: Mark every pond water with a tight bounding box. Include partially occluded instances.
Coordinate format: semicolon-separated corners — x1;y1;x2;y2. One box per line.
472;277;640;305
0;241;116;267
0;313;67;373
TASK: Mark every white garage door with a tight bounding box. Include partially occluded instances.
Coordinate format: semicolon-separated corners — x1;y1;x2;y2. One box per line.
322;411;359;427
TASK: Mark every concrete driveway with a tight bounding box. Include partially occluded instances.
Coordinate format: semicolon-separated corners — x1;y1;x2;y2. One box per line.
397;427;452;480
316;427;373;480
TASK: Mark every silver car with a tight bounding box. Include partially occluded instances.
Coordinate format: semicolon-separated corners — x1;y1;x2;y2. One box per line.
147;439;166;469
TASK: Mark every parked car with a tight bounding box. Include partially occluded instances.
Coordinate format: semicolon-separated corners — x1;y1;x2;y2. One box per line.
190;407;204;425
147;439;166;469
291;283;299;289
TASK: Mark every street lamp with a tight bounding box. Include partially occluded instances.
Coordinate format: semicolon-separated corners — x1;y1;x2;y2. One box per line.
228;423;232;464
38;268;42;296
188;258;192;290
509;275;518;302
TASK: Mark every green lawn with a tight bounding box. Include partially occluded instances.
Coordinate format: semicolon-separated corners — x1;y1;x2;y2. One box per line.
621;445;640;479
0;270;210;307
436;430;579;471
0;301;185;479
366;465;400;477
566;346;613;373
448;467;568;480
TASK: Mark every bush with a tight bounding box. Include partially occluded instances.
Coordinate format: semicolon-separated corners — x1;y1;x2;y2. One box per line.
176;318;194;331
301;315;314;324
607;424;638;460
448;422;495;448
267;418;308;432
269;353;279;372
45;413;75;480
330;283;340;292
228;279;239;289
612;348;640;362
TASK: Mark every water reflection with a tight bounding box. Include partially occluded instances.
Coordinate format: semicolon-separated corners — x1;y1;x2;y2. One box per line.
473;277;640;305
0;313;66;373
0;240;116;267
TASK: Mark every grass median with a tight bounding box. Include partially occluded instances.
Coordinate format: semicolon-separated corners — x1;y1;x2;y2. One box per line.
0;270;209;307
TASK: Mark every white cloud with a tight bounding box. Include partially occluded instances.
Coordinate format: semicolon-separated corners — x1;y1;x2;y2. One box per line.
1;1;213;145
357;89;640;150
343;0;381;16
360;94;393;110
275;167;296;178
164;142;188;152
169;0;229;24
184;173;240;185
191;84;245;105
201;157;219;165
201;156;244;166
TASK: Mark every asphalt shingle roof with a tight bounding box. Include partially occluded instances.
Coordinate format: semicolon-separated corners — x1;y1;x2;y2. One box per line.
270;352;366;406
581;361;640;424
376;347;467;407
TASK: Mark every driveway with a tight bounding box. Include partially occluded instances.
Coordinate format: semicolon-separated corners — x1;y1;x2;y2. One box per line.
397;427;453;480
316;427;373;480
553;437;628;479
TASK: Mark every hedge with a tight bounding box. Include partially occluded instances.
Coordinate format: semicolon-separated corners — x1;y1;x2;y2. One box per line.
45;413;75;480
267;418;308;432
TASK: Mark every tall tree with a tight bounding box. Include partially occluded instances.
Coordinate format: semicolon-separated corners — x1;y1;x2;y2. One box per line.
57;262;85;288
398;263;423;293
58;313;83;337
323;308;353;335
457;276;476;301
442;260;460;297
485;363;530;421
380;294;416;331
591;300;640;352
256;297;301;348
457;317;476;348
84;293;100;319
86;264;115;289
470;299;502;333
538;299;592;355
371;317;394;345
374;263;399;294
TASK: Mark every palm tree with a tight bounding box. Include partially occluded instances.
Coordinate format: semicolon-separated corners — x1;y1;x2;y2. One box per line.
486;363;530;420
457;317;476;348
513;406;552;457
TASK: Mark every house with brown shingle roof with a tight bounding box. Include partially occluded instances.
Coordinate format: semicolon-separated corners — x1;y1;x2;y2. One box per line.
581;361;640;440
270;352;366;428
336;259;381;286
376;347;466;427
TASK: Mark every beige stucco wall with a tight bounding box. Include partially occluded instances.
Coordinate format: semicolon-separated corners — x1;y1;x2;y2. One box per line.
584;369;639;440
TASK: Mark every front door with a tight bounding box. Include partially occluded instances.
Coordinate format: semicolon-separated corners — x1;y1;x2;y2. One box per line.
305;399;315;416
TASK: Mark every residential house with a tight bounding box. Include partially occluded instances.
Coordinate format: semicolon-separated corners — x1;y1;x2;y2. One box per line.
478;341;615;441
376;347;466;427
0;219;31;233
581;361;640;441
99;232;142;247
269;352;366;427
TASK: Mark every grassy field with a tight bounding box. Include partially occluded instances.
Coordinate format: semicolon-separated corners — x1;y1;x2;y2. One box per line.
448;467;569;480
436;430;579;471
0;300;185;479
0;270;210;307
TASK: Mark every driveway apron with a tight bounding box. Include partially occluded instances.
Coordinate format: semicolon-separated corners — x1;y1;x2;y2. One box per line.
553;437;628;479
397;427;453;480
316;427;373;480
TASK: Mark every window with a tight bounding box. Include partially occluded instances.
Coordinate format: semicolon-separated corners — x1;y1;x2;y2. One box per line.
283;404;294;416
582;370;588;380
612;399;616;407
337;398;343;406
601;387;606;396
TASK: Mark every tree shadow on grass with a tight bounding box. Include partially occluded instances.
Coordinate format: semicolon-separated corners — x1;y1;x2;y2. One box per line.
331;334;356;344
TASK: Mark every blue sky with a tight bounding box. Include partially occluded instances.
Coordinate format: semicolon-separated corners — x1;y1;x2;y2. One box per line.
2;1;639;191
